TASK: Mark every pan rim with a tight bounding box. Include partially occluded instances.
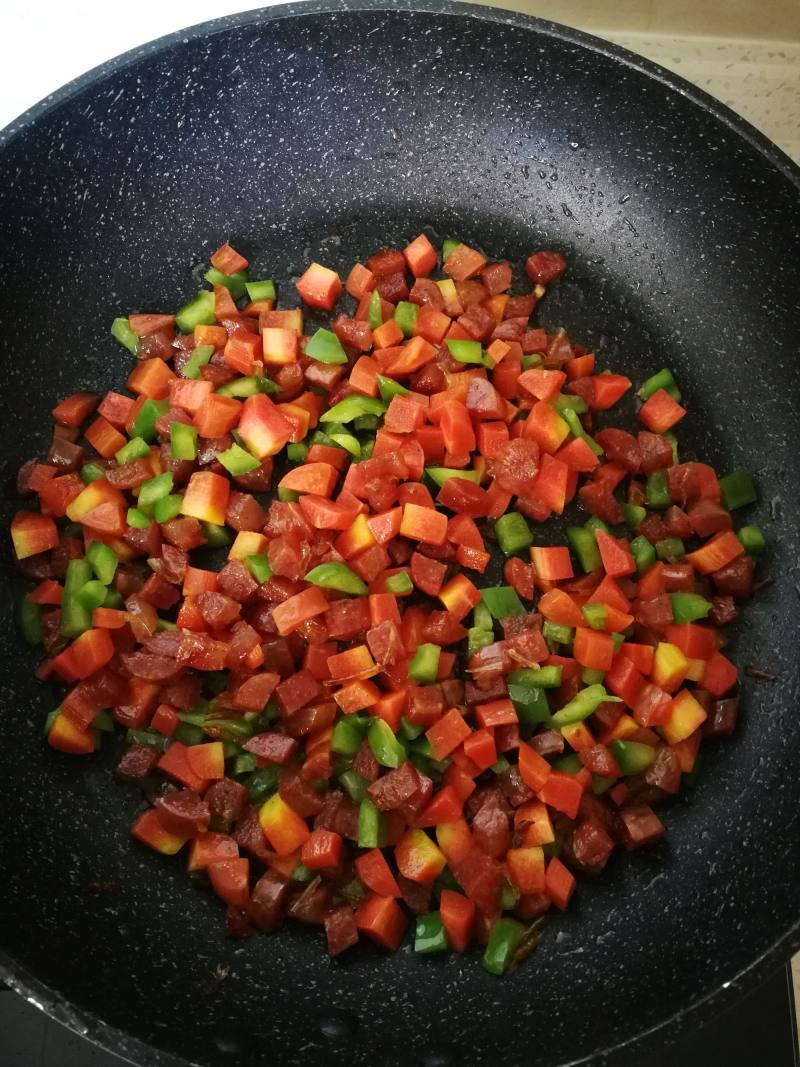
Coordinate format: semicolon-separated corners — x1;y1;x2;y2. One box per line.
1;3;799;1066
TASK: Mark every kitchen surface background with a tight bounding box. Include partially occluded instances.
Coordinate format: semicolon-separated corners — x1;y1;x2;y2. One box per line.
1;0;798;1062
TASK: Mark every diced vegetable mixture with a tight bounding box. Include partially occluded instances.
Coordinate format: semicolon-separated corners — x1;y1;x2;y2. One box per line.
11;234;763;972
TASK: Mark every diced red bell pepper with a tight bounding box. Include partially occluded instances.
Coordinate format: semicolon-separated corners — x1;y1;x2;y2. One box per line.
545;856;575;910
395;828;447;884
11;511;59;560
537;771;583;819
355;894;407;950
296;262;342;310
439;889;475;952
208;858;250;908
639;388;686;433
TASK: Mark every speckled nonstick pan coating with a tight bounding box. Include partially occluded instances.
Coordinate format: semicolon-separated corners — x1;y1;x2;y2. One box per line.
1;3;799;1065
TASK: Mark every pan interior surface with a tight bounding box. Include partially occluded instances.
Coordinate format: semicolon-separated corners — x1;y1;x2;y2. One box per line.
0;5;798;1066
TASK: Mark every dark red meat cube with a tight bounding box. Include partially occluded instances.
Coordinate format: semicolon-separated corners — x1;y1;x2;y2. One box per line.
205;778;248;824
274;669;323;716
243;732;298;765
351;739;381;783
116;744;160;781
324;904;359;956
234;807;272;865
566;818;615;874
367;761;421;812
618;805;665;850
154;789;211;837
638;432;673;474
248;871;290;932
712;556;754;600
279;768;325;818
705;697;739;738
397;874;433;915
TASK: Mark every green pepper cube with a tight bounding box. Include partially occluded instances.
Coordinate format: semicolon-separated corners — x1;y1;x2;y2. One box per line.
426;467;482;487
646;470;671;510
216;375;264;398
567;526;602;573
176;290;216;333
655;537;685;563
62;559;93;638
126;507;151;529
115;436;151;464
111;316;139;354
630;535;656;574
483;918;526;976
543;620;573;647
357;798;385;849
581;603;607;630
153;494;184;524
305;327;348;364
286;441;308;463
339;770;368;804
467;628;495;656
367;290;383;330
508;682;550;725
548;684;619;727
331;717;365;756
621;503;646;530
638;367;681;403
442;238;461;261
245;279;276;302
131;398;169;442
320;396;386;424
481;586;526;619
218;442;260;476
472;600;493;631
385;572;413;595
138;472;174;508
670;592;711;623
494;512;533;556
408;644;441;685
415;912;448;954
376;374;410;404
581;667;606;686
170;422;198;461
610;739;656;774
368;718;407;769
201;522;231;548
552;393;588;415
738;525;765;556
245;555;273;583
393;301;419;337
446;339;483;364
182;344;214;380
720;470;757;511
522;353;544;370
76;579;108;612
80;462;106;485
329;432;361;457
87;540;119;585
305;562;368;595
508;666;562;689
204;267;248;298
562;408;603;456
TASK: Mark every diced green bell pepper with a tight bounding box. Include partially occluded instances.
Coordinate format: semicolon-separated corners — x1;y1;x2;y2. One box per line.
305;562;368;595
138;472;174;508
305;327;348;364
367;290;383;330
581;603;607;630
584;516;610;534
393;301;419;337
562;407;603;456
201;522;231;548
103;588;123;608
87;540;118;585
368;718;407;769
277;488;300;502
483;918;526;976
610;739;656;774
408;644;441;685
508;681;550;724
385;572;413;595
153;494;184;524
176;291;216;333
630;534;656;573
331;716;367;756
233;752;259;776
567;526;602;573
182;344;214;380
170;421;198;461
218;442;260;476
495;512;534;556
245;279;276;302
216;375;276;398
329;432;361;457
133;398;169;442
415;912;448;954
204;267;247;298
320;396;386;424
638;367;681;403
670;592;711;623
553;753;583;774
481;586;526;619
115;436;151;464
62;559;93;638
543;620;573;647
80;463;106;484
720;470;757;511
286;441;309;463
645;470;671;510
111;316;139;354
472;600;493;630
446;339;483;364
376;374;410;403
126;507;151;529
655;537;685;563
442;238;461;260
426;467;482;487
549;684;620;727
522;353;543;369
581;667;606;685
77;579;108;612
245;765;279;803
467;628;494;656
339;770;369;803
245;555;272;583
738;525;765;555
621;503;646;530
358;798;385;848
508;666;562;689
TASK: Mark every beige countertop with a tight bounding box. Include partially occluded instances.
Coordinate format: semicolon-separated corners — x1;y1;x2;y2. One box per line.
475;0;800;164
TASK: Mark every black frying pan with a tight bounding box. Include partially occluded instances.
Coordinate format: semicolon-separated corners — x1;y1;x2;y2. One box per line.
1;3;799;1065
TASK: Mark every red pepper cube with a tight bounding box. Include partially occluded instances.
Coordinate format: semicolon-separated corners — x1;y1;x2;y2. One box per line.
701;650;738;697
224;330;261;375
355;894;407;951
573;627;615;671
211;242;249;273
181;471;230;526
399;502;447;546
193;394;242;438
395;828;446;884
157;741;209;792
506;846;546;895
127;358;176;400
301;829;343;870
639;388;686;433
384;394;425;434
48;711;95;755
238;393;294;458
545;856;575;910
518;742;552;792
537;771;583;819
425;708;472;761
355;848;401;897
11;511;59;560
296;262;342;311
272;587;330;637
594;529;636;577
439;889;475;952
462;728;497;772
474;699;518;729
403;233;437;278
261;327;299;366
132;809;187;855
259;793;310;855
346;262;375;299
530;546;574;582
438;574;481;621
